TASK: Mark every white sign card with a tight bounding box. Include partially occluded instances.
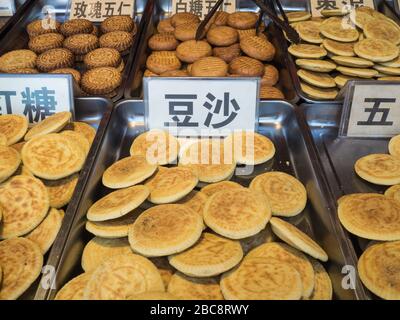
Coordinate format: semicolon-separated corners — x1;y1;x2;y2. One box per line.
144;78;259;137
339;81;400;137
0;0;15;16
310;0;375;17
171;0;236;20
69;0;134;22
0;74;75;124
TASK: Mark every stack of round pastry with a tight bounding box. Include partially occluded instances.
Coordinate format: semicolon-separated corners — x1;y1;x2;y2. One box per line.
285;7;400;100
0;16;137;98
335;134;400;299
54;129;332;300
144;11;285;100
0;112;96;299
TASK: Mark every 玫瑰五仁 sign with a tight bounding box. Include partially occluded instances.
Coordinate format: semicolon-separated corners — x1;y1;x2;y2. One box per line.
310;0;375;17
171;0;236;20
69;0;134;22
0;74;74;124
144;78;258;137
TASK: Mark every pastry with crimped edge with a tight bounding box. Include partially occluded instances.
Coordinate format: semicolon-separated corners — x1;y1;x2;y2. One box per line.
297;69;336;88
169;232;243;277
200;181;244;197
171;12;200;27
0;175;49;239
0;237;43;300
6;68;39;74
227;12;258;30
212;43;241;63
146;51;182;74
250;171;307;217
270;217;328;261
338;193;400;241
296;21;323;43
25;208;64;254
86;209;141;238
334;74;362;88
355;153;400;185
261;64;279;85
83;253;164;300
384;184;400;202
160;69;188;77
42;173;79;209
55;272;92;300
322;39;355;57
50;68;81;85
63;121;96;145
61;130;90;156
336;66;378;78
213;11;229;26
331;56;373;68
0;146;20;183
203;188;271;239
36;48;74;72
27;19;60;38
207;26;238;47
148;32;179;51
24;111;71;141
221;257;302;300
300;81;338;100
259;85;285;99
99;31;133;54
0;49;37;73
284;11;311;22
296;59;336;73
101;15;135;34
28;33;64;54
157;18;175;33
175;190;208;222
379;56;400;68
363;19;400;45
174;22;199;41
229;56;264;76
128;204;203;257
167;273;224;300
240;35;275;61
87;185;149;222
63;33;99;55
305;259;333;300
320;17;359;42
81;237;132;272
237;28;256;41
60;19;93;37
84;48;121;69
0;114;28;145
190;56;228;77
373;65;400;76
246;242;315;299
176;40;212;63
355;39;399;63
289;43;327;59
81;67;122;95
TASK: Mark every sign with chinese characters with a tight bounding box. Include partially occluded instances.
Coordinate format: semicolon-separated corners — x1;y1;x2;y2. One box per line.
144;78;259;137
0;0;15;16
69;0;134;22
0;74;74;124
339;81;400;137
310;0;375;17
171;0;236;20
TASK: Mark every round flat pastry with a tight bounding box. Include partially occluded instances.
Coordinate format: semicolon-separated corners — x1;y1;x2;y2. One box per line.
295;59;337;72
379;56;400;68
146;51;182;74
288;44;327;59
179;139;236;183
321;9;348;17
363;19;400;45
176;40;212;63
169;232;243;277
167;273;224;300
0;237;43;300
389;134;400;159
22;133;86;180
336;66;378;78
25;208;63;254
0;175;49;239
24;112;71;141
285;11;311;23
225;131;275;165
270;217;328;261
87;185;149;221
61;130;90;156
354;39;399;63
296;21;323;43
86;209;141;238
338;193;400;241
297;69;336;88
128;204;203;257
355;153;400;185
0;114;28;145
358;241;400;300
306;259;333;300
250;171;307;217
227;12;257;30
0;50;37;73
246;242;315;299
102;155;157;189
55;272;92;300
42;173;79;208
384;184;400;202
331;56;374;68
334;75;363;88
83;253;164;300
150;257;175;290
130;130;179;165
190;56;228;77
175;190;208;220
378;76;400;81
200;181;244;197
320;17;359;42
300;81;338;100
373;65;400;76
0;132;6;146
0;146;20;183
145;167;198;204
322;39;355;57
81;237;132;272
221;257;302;300
240;36;275;61
350;7;376;29
203;188;271;239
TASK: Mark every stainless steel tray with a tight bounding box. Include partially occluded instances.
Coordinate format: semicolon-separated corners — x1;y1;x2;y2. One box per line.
124;0;299;104
16;96;113;300
299;102;391;299
0;0;146;103
38;99;362;300
275;0;400;104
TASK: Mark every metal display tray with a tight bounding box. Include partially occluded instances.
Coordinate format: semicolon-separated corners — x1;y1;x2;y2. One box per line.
0;0;147;103
274;0;400;104
299;103;391;299
38;99;362;300
18;97;113;300
123;0;299;104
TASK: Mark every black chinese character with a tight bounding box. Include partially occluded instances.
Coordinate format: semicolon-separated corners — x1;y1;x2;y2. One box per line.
164;94;199;127
175;0;188;13
357;98;395;126
316;0;338;10
117;2;131;15
21;87;57;122
103;2;116;17
189;0;203;17
205;0;217;13
73;1;88;18
203;92;240;129
0;91;17;114
342;0;364;7
88;1;102;19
